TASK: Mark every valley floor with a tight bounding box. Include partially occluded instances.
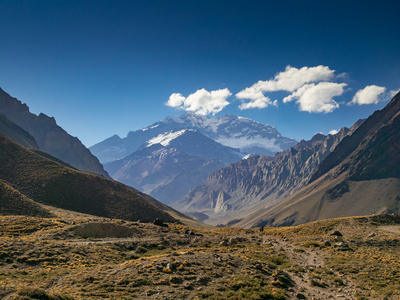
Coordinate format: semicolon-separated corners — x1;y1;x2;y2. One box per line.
1;211;400;299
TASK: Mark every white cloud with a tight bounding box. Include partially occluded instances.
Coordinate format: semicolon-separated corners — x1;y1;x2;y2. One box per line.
329;129;339;135
166;88;231;115
238;97;278;110
389;89;400;99
236;65;336;110
349;85;386;105
283;82;347;113
167;93;185;107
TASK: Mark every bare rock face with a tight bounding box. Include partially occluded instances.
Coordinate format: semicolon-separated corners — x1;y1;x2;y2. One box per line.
213;191;231;214
0;88;109;178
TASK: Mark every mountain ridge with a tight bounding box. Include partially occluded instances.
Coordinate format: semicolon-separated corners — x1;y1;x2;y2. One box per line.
0;88;109;177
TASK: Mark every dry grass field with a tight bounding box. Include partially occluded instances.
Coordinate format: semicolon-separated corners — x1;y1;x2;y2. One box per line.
1;209;400;299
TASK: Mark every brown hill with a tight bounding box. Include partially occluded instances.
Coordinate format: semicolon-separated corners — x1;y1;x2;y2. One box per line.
0;88;109;177
175;120;363;225
238;92;400;228
0;132;178;223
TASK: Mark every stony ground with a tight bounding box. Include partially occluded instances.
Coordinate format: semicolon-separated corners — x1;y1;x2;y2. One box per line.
1;211;400;299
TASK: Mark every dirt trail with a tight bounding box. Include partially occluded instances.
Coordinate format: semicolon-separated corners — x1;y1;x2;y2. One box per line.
269;236;356;299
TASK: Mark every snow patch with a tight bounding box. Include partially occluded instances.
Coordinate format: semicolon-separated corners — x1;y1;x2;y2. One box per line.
142;124;159;131
146;130;192;147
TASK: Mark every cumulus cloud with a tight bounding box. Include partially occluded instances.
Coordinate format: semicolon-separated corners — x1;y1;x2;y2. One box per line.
349;85;386;105
166;88;231;115
236;65;337;111
283;82;347;113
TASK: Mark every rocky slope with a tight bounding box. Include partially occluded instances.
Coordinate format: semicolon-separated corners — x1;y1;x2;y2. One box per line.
0;88;108;177
0;132;180;222
90;113;297;163
238;92;400;228
175;120;363;225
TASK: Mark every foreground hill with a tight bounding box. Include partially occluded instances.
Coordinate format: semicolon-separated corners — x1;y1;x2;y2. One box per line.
1;212;400;299
238;92;400;228
176;120;363;225
0;88;109;177
0;132;178;222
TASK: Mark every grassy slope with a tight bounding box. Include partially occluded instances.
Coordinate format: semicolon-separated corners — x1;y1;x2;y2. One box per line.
0;132;177;223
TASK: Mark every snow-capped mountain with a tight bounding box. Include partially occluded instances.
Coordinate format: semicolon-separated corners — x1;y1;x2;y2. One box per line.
90;113;297;163
90;113;297;205
160;113;297;155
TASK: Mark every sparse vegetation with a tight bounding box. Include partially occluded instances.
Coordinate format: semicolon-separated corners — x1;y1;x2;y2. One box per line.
1;212;400;298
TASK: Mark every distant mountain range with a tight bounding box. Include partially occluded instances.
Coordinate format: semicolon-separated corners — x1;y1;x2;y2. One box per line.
174;119;364;225
90;113;298;163
91;113;298;205
0;88;109;177
237;91;400;227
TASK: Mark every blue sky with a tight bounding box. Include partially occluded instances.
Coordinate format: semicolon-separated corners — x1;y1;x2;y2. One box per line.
0;0;399;147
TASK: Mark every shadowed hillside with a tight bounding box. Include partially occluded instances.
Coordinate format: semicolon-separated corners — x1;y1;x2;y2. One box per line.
0;132;176;223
